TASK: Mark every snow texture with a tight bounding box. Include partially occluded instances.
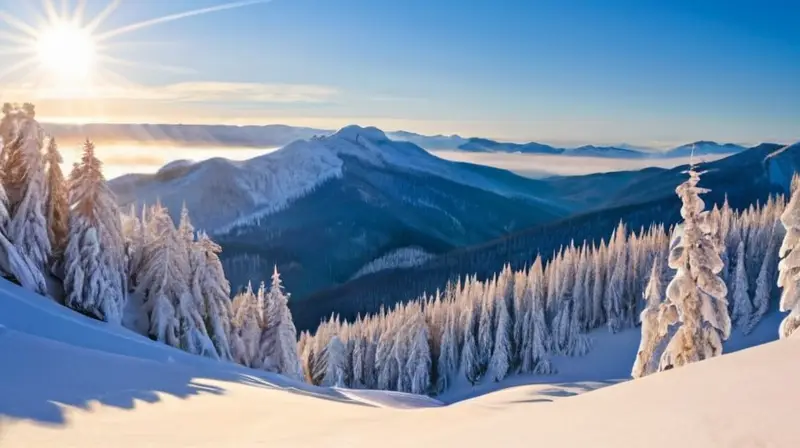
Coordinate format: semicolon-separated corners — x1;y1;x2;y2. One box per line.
350;247;434;280
0;274;792;447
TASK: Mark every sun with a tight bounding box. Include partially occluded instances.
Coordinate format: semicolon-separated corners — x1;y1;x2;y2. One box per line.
36;22;96;80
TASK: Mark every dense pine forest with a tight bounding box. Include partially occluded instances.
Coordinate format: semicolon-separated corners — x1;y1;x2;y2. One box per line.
2;102;799;399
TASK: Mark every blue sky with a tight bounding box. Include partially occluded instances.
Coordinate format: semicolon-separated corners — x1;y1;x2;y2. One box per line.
1;0;799;146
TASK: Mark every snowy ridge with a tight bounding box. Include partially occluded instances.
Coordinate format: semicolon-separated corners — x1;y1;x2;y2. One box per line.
350;247;434;280
214;139;344;234
113;138;344;233
115;124;561;235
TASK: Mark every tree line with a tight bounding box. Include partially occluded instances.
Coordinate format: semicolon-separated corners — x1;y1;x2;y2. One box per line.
300;174;794;394
0;103;302;380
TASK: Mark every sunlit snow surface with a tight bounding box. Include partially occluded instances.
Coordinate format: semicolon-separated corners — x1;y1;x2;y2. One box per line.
1;276;794;447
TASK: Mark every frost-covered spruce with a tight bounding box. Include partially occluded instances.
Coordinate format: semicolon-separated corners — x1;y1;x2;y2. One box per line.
488;282;511;381
778;174;800;339
729;241;753;331
0;169;45;293
5;117;50;282
135;203;214;355
406;309;431;394
256;266;303;379
321;335;347;387
64;141;127;321
231;283;262;367
436;305;459;392
658;168;730;371
190;231;234;361
43;137;68;274
631;261;663;378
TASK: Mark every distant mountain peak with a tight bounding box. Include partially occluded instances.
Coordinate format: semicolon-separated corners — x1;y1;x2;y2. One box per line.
331;125;389;142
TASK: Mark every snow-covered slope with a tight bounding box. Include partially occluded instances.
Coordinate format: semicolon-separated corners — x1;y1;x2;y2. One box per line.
350;247;434;280
1;275;795;447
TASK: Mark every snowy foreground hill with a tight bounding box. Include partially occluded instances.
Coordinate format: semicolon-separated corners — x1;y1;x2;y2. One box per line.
1;277;796;447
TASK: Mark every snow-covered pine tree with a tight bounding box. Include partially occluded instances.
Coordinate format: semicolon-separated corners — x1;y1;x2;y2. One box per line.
43;137;68;275
488;280;511;381
406;309;431;395
524;255;555;374
658;167;730;370
436;305;459;392
460;284;480;384
256;266;303;379
135;203;214;356
0;167;46;293
778;174;800;339
64;140;128;321
631;261;663;378
321;335;347;387
749;236;775;333
190;231;234;361
231;283;262;367
5;117;50;285
476;277;494;376
605;236;628;333
730;241;753;330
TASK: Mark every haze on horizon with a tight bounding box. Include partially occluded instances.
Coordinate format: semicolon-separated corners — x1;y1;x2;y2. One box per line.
0;0;798;147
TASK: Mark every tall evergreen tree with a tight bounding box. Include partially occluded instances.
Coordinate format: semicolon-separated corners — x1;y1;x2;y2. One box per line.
778;174;800;339
632;262;663;378
43;137;68;275
5;117;50;285
190;231;234;361
257;266;303;380
64;141;127;321
730;241;753;331
658;168;730;371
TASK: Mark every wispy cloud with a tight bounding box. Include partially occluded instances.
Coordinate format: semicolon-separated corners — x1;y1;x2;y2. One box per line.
0;81;339;104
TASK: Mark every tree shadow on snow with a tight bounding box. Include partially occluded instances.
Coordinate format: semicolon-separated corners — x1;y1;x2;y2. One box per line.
0;328;373;427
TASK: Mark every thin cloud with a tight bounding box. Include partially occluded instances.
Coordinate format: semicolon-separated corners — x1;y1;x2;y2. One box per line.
0;81;339;104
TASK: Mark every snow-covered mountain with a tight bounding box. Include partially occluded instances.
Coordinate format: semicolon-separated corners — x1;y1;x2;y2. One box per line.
386;130;467;149
1;274;795;447
662;140;747;158
566;144;647;158
110;125;570;299
457;138;648;158
458;138;564;154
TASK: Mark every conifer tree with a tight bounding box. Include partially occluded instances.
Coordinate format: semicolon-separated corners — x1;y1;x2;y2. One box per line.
64;141;127;321
730;241;753;330
0;167;45;293
5;117;50;282
321;335;347;387
43;137;68;275
778;174;800;339
488;284;511;381
658;168;730;370
257;266;303;379
231;283;262;367
632;262;663;378
190;231;234;361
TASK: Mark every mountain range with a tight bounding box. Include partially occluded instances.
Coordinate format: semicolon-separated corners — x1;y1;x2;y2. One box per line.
43;122;758;159
109;123;798;330
110;125;572;300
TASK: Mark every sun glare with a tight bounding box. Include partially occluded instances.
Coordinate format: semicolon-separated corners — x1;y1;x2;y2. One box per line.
36;22;96;80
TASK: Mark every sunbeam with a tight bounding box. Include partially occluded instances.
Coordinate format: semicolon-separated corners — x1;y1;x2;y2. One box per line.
96;0;271;41
0;0;269;101
85;0;120;33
